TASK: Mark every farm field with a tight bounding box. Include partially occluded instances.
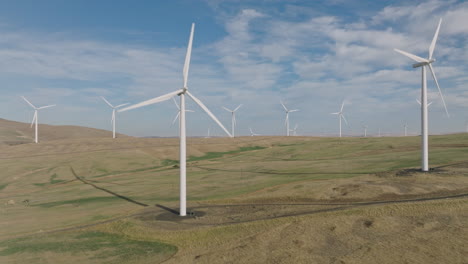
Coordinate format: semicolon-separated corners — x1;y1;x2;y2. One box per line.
0;123;467;263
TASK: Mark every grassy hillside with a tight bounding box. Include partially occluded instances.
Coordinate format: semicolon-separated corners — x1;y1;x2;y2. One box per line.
0;134;467;263
0;118;129;145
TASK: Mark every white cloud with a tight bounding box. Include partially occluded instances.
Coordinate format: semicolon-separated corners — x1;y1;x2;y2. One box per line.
2;1;468;136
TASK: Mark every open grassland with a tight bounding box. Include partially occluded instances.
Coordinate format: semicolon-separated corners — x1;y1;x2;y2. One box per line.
0;133;467;263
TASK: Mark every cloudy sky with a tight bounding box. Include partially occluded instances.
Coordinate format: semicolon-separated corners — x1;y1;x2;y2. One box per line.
0;0;467;137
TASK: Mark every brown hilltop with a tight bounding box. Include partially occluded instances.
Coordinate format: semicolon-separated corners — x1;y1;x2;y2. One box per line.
0;118;129;145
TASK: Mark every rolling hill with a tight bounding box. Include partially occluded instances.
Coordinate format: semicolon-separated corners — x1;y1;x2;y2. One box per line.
0;118;129;145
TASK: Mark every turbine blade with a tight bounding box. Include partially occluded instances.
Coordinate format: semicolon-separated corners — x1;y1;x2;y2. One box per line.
280;101;288;111
118;89;183;112
416;99;421;105
234;104;242;112
340;101;345;112
37;104;56;110
172;97;180;110
330;112;340;115
394;48;428;63
428;64;449;117
171;112;180;126
21;96;36;109
183;23;195;88
289;109;299;112
30;111;37;127
341;114;349;125
429;18;442;59
101;96;114;108
428;102;433;107
186;91;233;137
186;109;195;112
115;103;129;108
222;106;232;112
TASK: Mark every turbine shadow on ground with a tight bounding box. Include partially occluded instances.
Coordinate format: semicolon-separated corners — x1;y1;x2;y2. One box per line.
156;204;180;215
70;167;148;207
192;165;377;175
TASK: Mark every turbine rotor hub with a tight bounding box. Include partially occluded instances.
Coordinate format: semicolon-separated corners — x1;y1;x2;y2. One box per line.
412;59;435;68
179;87;188;95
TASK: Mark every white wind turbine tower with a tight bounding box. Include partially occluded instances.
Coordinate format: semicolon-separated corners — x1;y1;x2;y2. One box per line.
362;124;368;137
330;101;348;138
21;96;55;144
101;97;129;139
222;104;242;137
394;18;449;172
280;101;299;136
249;127;261;136
404;122;408;137
290;124;298;136
171;97;194;126
118;23;232;216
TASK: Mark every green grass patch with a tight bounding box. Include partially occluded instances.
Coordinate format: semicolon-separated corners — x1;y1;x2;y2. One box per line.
50;173;65;184
32;196;120;208
188;146;266;162
0;183;8;191
95;168;109;173
162;159;178;166
33;173;66;187
0;231;176;263
91;165;171;178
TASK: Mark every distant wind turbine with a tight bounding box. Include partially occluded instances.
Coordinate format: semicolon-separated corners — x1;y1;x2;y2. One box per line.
171;97;194;126
101;97;129;139
330;101;348;138
249;127;261;136
290;124;298;136
404;122;408;137
21;96;55;144
118;23;232;216
394;18;449;171
416;99;433;108
280;101;299;136
362;124;368;137
223;104;242;137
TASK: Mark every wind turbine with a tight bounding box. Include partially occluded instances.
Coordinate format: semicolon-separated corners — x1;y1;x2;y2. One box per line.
249;127;261;136
101;97;129;139
465;119;468;133
171;97;194;126
404;122;408;137
222;104;242;137
416;99;433;108
21;96;55;144
362;124;368;137
118;23;232;216
280;101;299;136
394;18;449;171
290;124;298;136
330;101;348;137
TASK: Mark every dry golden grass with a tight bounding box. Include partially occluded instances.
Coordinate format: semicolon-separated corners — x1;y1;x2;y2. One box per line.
0;121;467;263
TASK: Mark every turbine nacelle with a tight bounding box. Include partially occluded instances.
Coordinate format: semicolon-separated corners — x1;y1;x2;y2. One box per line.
412;59;435;68
178;88;188;95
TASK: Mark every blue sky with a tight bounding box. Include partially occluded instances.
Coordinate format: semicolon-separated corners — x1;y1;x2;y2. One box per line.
0;0;467;137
